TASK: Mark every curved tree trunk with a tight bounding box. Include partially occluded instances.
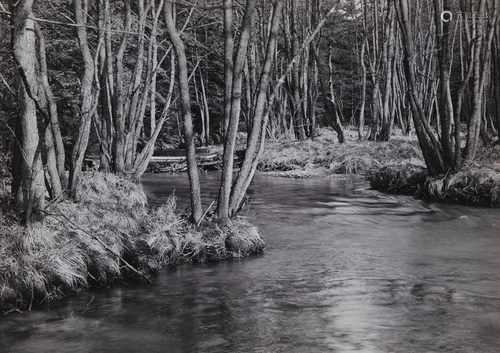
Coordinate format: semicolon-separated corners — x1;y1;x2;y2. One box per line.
164;0;202;223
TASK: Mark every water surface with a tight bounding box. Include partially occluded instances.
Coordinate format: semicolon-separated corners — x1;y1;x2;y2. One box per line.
1;173;500;353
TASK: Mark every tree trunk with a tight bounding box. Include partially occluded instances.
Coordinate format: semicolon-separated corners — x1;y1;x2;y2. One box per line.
70;0;96;197
218;0;257;223
35;25;65;186
394;0;446;175
359;40;367;140
223;0;234;135
229;0;283;214
314;47;345;143
11;0;46;224
164;0;202;223
464;0;496;162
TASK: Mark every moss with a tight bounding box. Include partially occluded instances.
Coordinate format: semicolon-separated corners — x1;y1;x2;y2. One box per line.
0;172;265;312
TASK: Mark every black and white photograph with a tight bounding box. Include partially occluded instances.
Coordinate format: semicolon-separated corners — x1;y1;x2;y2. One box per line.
0;0;499;352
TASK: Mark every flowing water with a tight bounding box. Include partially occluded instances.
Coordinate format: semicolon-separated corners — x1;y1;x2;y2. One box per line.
1;174;500;353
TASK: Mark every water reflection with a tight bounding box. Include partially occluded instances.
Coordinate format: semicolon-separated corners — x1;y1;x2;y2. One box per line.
1;173;499;353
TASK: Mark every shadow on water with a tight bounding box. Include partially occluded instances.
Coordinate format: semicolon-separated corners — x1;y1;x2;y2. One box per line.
1;173;500;353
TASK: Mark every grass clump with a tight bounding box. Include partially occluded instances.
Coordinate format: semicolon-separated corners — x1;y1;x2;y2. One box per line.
0;172;265;312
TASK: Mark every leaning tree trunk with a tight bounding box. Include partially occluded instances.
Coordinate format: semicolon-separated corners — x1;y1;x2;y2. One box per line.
229;0;283;215
395;0;445;175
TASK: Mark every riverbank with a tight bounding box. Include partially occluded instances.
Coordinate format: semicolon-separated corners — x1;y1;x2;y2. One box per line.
258;127;424;178
368;165;500;207
259;127;500;207
0;173;264;313
365;140;500;207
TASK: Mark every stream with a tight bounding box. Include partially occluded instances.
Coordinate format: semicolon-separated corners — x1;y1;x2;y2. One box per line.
1;173;500;353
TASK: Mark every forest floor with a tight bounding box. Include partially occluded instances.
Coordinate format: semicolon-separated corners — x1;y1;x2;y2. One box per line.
0;173;264;313
259;127;500;207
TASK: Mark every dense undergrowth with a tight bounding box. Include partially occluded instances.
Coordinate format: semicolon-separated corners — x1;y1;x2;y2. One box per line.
0;173;264;312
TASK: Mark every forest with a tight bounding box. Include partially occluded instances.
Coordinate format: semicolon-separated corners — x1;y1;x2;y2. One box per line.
0;0;499;320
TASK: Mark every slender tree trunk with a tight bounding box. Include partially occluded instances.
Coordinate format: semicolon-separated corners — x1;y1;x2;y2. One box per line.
379;4;396;142
359;40;367;140
164;0;202;223
35;25;65;186
223;0;234;135
70;0;96;197
465;0;497;162
289;0;306;140
434;0;455;169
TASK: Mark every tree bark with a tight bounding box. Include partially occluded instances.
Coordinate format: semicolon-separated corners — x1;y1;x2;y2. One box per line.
314;47;345;143
464;0;497;162
230;0;283;214
223;0;234;135
11;0;46;224
164;0;202;223
70;0;96;197
395;0;446;175
217;0;257;223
